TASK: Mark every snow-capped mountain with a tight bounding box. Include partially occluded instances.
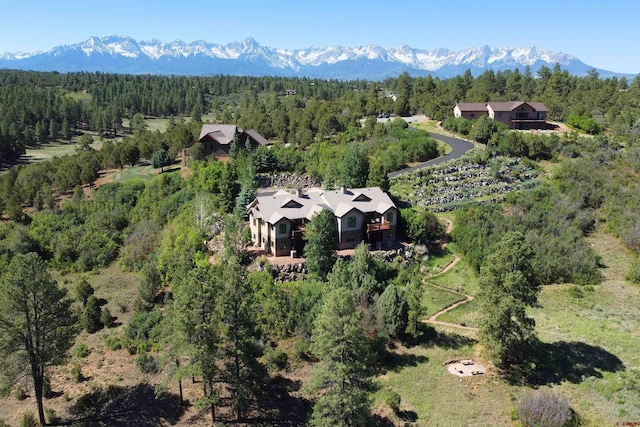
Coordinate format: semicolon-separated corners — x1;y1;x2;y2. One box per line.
0;36;629;79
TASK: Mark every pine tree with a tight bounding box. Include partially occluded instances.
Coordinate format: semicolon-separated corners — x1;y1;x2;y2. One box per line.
308;288;371;426
478;231;539;368
218;255;265;421
166;265;221;423
0;253;78;426
304;210;338;280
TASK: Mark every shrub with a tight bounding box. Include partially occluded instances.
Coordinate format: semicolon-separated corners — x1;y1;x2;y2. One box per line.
103;335;123;350
71;363;84;383
101;307;114;328
45;408;61;424
517;390;572;427
75;343;91;358
567;286;584;299
294;339;310;361
15;387;27;400
75;278;95;305
136;353;158;374
264;347;289;372
626;259;640;285
385;390;401;413
20;413;38;427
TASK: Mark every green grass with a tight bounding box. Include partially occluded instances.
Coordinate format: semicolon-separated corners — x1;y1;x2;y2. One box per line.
106;165;169;184
374;332;516;426
429;253;479;295
22;138;103;163
65;92;92;102
437;298;480;328
421;284;465;318
423;246;455;275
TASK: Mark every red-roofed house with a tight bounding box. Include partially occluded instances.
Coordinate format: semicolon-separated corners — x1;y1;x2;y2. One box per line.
454;101;548;129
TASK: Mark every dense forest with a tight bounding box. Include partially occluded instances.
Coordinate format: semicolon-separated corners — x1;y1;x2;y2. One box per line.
0;67;639;426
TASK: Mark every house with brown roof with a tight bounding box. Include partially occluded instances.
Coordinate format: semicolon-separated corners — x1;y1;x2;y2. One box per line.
247;186;398;257
198;124;269;157
454;101;548;129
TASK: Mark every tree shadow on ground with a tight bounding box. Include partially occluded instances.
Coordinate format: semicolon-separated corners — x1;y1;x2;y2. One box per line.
526;340;625;386
383;352;428;374
252;375;311;426
68;383;184;426
413;325;477;350
398;409;418;422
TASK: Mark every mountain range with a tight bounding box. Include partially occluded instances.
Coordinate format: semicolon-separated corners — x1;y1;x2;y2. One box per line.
0;36;631;80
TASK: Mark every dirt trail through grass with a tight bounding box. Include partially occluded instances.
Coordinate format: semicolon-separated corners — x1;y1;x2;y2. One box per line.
422;256;478;331
422;219;479;331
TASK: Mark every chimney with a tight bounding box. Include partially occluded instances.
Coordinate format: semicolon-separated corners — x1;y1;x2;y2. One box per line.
341;185;347;194
296;187;303;198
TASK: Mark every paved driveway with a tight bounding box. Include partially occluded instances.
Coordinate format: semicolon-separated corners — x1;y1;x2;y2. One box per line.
388;132;474;178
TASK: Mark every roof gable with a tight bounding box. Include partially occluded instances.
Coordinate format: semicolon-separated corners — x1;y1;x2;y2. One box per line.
352;192;371;202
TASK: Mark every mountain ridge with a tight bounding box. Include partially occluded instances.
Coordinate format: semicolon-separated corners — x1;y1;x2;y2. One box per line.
0;35;632;79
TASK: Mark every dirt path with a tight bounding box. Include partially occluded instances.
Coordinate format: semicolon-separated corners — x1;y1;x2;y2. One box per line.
421;222;479;332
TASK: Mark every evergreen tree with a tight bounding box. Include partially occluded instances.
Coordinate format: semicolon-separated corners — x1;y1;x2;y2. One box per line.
151;148;172;172
167;266;221;423
218;255;264;420
375;284;408;339
82;295;103;333
75;278;94;306
0;253;78;426
304;210;338;280
478;231;539;368
308;288;371;426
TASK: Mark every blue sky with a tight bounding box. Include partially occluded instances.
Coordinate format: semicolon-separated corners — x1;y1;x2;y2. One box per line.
1;0;638;74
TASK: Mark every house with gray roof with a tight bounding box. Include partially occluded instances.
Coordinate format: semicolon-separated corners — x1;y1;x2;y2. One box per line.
454;101;548;129
198;124;269;157
247;186;398;257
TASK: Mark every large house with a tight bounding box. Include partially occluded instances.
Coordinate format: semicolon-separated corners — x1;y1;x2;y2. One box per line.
453;101;548;130
198;124;269;157
247;186;398;257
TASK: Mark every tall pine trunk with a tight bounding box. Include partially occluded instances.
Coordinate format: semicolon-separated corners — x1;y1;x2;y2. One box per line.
34;374;45;426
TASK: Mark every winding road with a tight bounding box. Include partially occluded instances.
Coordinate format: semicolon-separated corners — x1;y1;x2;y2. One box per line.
388;132;475;178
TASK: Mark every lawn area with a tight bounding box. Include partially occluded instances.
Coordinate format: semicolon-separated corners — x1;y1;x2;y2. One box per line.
428;252;479;295
422;246;455;276
22;137;103;163
421;284;465;318
528;228;640;424
374;329;516;426
437;298;481;328
100;164;179;185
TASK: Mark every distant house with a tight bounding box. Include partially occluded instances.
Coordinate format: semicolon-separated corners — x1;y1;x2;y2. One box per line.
198;124;269;157
247;186;398;257
454;101;548;130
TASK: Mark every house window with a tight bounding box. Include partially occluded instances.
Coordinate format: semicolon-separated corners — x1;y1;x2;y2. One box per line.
497;112;502;118
279;223;287;235
347;216;356;228
386;212;394;223
252;218;256;226
470;113;475;118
